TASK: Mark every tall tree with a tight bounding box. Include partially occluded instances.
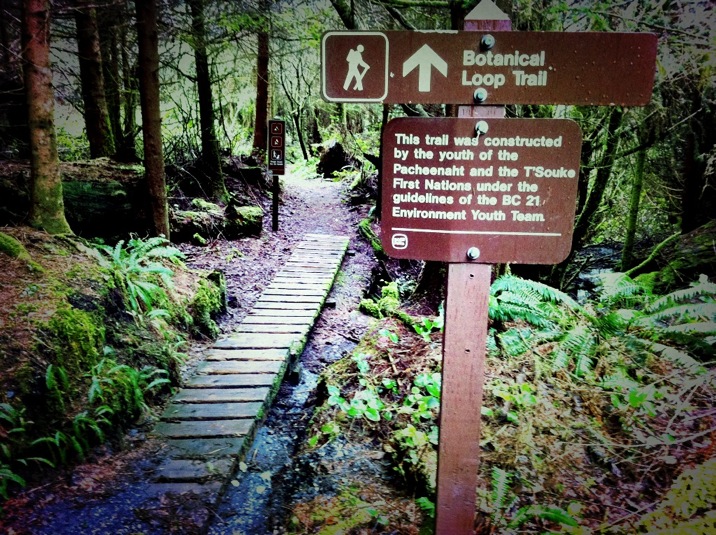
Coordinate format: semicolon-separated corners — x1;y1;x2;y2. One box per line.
22;0;72;234
135;0;169;238
74;0;115;158
251;0;269;157
188;0;225;199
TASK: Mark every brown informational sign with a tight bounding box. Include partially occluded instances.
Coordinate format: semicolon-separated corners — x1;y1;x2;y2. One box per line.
381;118;582;264
322;31;657;106
268;119;285;174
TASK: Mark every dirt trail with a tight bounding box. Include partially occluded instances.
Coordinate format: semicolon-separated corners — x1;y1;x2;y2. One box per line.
1;172;378;534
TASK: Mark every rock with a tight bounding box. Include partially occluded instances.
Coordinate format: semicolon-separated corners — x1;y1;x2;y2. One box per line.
225;205;263;238
316;141;357;179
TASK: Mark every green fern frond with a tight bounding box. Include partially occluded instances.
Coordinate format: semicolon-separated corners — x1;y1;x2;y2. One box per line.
646;276;716;313
491;274;579;308
490;466;514;514
593;311;628;336
664;321;716;334
597;272;647;304
646;341;704;371
639;303;716;326
552;325;597;376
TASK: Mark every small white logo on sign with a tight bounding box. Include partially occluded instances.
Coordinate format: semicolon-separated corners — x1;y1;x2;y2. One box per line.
392;233;408;249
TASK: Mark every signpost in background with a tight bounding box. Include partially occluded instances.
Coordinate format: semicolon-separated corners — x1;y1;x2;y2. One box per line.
321;0;657;532
268;118;285;231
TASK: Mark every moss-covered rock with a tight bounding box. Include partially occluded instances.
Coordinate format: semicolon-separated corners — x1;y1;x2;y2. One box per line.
186;270;226;339
0;231;31;261
225;205;263;238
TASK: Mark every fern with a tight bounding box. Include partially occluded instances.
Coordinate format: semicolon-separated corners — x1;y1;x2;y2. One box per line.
490;467;517;519
646;275;716;314
552;325;597;376
98;236;184;316
597;272;648;305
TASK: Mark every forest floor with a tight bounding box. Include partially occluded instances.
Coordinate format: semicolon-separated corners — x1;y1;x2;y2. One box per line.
1;166;714;535
1;168;421;534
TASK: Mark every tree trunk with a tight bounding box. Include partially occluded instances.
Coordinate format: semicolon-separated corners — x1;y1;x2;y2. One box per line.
188;0;225;200
135;0;168;238
74;0;115;158
620;146;646;270
97;0;122;153
572;106;624;249
292;111;308;161
252;0;269;158
22;0;72;234
119;26;139;163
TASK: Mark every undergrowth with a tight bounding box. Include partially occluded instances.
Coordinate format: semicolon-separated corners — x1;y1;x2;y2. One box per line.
0;233;223;507
301;273;716;534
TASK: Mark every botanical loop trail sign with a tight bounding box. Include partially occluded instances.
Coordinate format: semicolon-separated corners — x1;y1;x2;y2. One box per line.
382;117;582;264
322;30;657;105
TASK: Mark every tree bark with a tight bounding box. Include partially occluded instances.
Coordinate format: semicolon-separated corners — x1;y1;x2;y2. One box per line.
97;0;122;153
74;0;115;158
22;0;72;234
620;146;646;270
135;0;169;238
572;106;624;249
252;0;269;158
188;0;225;200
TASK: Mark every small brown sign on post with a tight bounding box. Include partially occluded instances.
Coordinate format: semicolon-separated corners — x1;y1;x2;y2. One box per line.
322;30;657;105
382;117;582;264
268;119;285;175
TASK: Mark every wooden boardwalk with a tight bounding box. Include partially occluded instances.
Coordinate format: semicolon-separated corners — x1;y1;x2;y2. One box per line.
148;234;350;500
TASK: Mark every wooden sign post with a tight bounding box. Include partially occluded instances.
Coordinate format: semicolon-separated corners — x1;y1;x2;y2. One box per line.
321;0;657;532
436;5;508;533
268;118;285;231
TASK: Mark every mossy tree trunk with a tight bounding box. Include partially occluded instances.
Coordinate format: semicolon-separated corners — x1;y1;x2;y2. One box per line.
621;146;647;271
74;0;115;158
135;0;169;238
22;0;72;235
188;0;225;200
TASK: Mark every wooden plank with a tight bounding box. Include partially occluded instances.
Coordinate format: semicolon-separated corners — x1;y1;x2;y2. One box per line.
154;419;253;439
263;287;327;296
175;386;271;402
164;437;245;459
213;333;299;349
253;301;317;310
246;308;317;318
204;348;288;361
183;373;276;394
155;458;235;482
234;323;310;334
242;314;314;324
203;348;287;360
258;294;325;303
161;402;263;421
197;360;283;375
145;482;223;500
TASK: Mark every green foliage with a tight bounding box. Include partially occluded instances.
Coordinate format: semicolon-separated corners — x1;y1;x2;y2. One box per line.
44;304;105;378
98;236;185;318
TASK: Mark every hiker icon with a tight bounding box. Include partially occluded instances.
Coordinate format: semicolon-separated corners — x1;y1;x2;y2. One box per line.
343;44;370;91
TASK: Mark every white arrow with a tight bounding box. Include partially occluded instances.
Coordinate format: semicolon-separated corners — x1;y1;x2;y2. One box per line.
402;44;448;92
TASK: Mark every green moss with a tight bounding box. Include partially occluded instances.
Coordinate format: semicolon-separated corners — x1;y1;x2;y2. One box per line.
357;218;383;256
359;282;415;327
0;232;31;262
187;273;226;338
43;304;105;376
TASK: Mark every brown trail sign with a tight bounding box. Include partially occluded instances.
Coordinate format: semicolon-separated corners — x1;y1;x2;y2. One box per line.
320;1;658;533
382;117;582;264
322;30;657;106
